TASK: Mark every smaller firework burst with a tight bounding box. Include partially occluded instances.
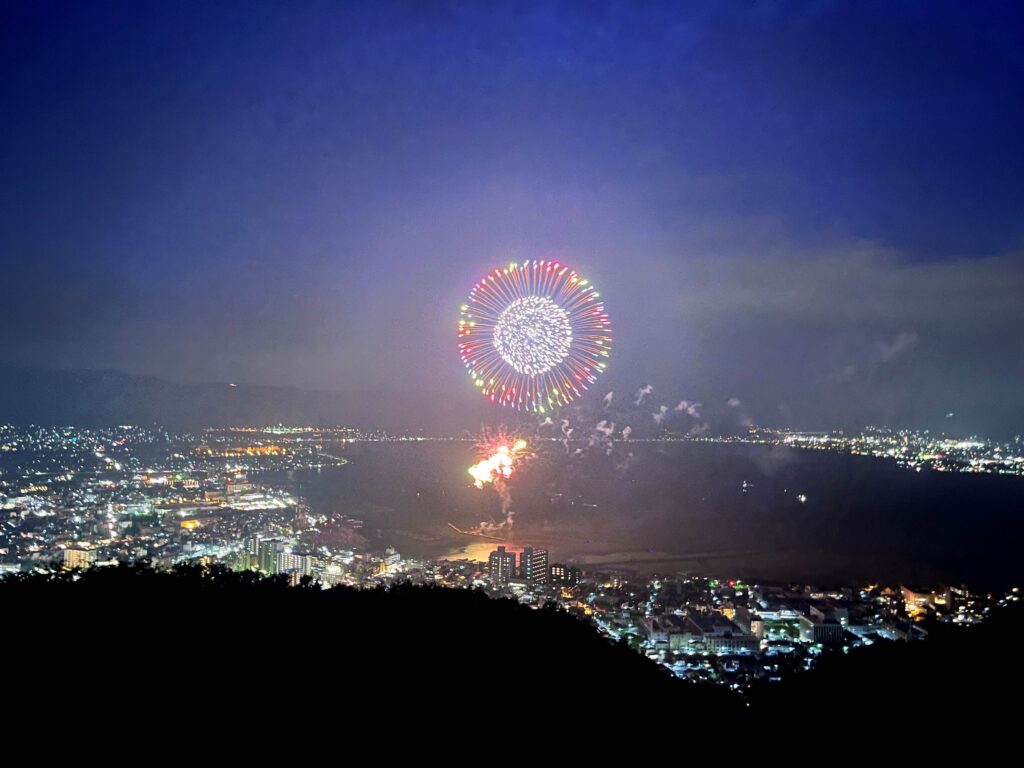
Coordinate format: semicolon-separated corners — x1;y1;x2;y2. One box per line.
468;438;529;488
466;430;533;531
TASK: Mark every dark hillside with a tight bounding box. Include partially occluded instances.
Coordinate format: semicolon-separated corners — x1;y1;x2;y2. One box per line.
1;564;1019;733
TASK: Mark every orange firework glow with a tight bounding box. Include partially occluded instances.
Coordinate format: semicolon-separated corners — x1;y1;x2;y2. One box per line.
468;439;528;488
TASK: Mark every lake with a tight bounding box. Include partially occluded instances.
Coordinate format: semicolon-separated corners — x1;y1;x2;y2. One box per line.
259;441;1024;589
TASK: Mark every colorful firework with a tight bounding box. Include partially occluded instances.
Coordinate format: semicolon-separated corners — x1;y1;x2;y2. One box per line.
457;260;612;412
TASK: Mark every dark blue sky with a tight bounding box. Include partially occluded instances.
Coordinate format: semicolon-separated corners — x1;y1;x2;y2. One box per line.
2;1;1022;434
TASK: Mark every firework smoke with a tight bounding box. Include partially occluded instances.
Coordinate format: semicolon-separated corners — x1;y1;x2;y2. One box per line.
634;384;653;406
675;400;702;418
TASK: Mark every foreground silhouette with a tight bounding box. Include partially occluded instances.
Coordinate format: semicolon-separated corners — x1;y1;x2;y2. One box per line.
1;563;1019;732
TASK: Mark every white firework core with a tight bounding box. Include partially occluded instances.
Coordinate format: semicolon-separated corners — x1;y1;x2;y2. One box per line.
492;296;572;376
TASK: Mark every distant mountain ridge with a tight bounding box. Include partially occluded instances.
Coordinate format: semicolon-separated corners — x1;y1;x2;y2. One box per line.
2;364;1014;439
0;365;490;432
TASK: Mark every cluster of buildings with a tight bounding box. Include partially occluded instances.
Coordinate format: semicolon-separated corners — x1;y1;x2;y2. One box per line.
579;575;1018;689
0;424;348;574
452;545;1016;693
451;551;1016;691
486;545;581;590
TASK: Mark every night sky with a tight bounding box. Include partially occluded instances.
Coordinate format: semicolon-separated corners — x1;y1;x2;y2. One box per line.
2;1;1022;435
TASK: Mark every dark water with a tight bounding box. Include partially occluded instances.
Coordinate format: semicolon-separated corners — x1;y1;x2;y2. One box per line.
259;441;1024;589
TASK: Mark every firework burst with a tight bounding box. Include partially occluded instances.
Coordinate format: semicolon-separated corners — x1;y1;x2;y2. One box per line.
457;260;612;412
466;431;533;530
467;437;529;488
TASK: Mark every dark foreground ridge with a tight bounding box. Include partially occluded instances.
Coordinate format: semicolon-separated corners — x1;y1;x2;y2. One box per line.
3;564;722;708
2;564;1020;731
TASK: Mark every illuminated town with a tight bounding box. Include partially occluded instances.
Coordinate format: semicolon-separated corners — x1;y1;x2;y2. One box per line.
668;426;1024;477
1;422;1018;697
